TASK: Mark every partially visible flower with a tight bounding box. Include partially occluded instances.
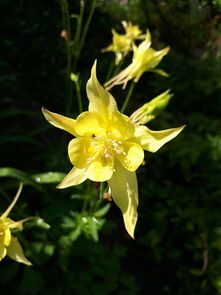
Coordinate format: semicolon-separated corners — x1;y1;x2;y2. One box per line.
102;21;145;65
104;31;170;90
122;21;144;40
0;183;32;265
130;90;173;125
42;61;185;238
102;29;131;65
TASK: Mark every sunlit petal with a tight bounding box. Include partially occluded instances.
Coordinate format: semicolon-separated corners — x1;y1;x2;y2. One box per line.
108;160;138;238
3;228;11;247
57;167;87;189
135;125;185;152
0;244;7;261
1;183;23;219
86;158;114;182
117;142;144;171
87;61;118;119
68;137;101;168
108;112;135;140
42;107;77;136
75;111;106;136
7;236;32;266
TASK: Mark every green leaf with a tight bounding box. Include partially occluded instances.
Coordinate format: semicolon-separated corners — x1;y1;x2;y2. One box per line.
94;203;111;218
0;167;42;190
87;217;99;241
32;172;66;184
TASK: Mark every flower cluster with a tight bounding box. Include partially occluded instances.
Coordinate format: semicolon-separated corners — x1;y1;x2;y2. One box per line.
102;21;145;65
42;61;184;238
105;31;170;90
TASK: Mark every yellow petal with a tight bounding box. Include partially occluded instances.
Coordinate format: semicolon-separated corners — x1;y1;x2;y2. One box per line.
75;111;106;137
107;112;135;140
7;236;32;266
5;217;31;230
116;142;144;172
87;60;118;119
57;167;87;189
0;243;7;261
135;125;185;152
68;137;101;168
86;159;114;182
108;160;138;238
1;183;23;219
3;228;11;247
42;107;77;136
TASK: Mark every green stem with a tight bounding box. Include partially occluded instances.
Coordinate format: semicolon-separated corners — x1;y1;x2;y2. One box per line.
75;79;83;113
105;57;115;82
121;81;135;113
73;0;85;66
60;0;73;116
73;0;97;71
99;182;104;199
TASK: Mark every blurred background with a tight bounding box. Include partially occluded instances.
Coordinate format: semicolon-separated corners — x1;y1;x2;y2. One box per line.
1;0;221;294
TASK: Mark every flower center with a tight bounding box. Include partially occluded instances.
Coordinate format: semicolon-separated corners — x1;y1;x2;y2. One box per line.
87;134;126;164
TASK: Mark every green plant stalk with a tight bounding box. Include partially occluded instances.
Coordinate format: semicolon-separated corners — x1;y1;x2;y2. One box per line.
73;0;97;72
99;182;104;200
60;0;73;116
74;79;83;113
73;1;85;58
105;57;115;82
121;81;135;113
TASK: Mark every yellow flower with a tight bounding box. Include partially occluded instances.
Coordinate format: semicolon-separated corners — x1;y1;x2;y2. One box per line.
104;31;170;90
102;21;144;65
42;61;185;238
0;183;32;265
122;21;144;40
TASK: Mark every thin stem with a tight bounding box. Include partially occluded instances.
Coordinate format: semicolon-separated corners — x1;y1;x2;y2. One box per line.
60;0;73;116
99;182;104;200
105;57;115;82
121;81;135;113
73;0;85;64
73;0;97;71
75;78;83;113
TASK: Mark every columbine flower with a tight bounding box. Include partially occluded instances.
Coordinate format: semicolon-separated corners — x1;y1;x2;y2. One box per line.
102;29;131;65
104;31;170;90
122;21;144;40
0;183;32;265
102;21;144;65
42;61;184;238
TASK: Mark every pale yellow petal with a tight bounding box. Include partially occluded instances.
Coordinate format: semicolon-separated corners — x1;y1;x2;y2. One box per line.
5;217;31;230
57;167;87;189
68;137;101;168
135;125;185;152
7;236;32;266
42;107;77;136
75;111;106;137
1;183;23;219
86;159;114;182
86;60;118;119
0;243;7;261
3;228;11;247
116;142;144;171
107;112;135;140
108;160;138;238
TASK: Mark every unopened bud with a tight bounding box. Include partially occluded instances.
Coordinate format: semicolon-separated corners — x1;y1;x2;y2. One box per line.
130;90;173;125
